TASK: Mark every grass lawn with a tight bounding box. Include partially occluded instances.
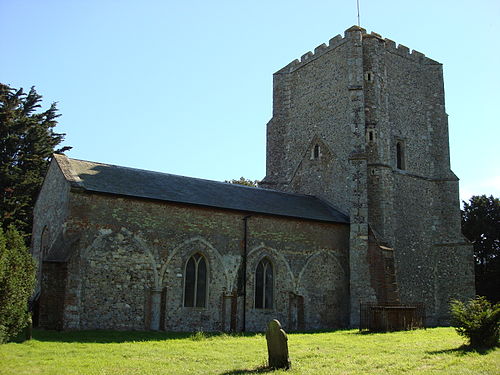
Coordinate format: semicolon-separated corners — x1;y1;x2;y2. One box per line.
0;327;498;374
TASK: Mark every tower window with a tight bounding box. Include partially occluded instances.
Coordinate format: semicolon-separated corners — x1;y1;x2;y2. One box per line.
255;257;273;309
312;144;320;159
367;129;375;142
396;141;406;170
184;253;207;308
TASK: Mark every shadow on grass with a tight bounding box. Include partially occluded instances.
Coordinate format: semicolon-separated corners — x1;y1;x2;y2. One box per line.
427;344;497;356
30;329;263;344
29;328;356;344
354;330;389;335
219;365;275;375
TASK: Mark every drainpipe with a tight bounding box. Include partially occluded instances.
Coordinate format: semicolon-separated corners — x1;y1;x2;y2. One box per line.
242;215;251;332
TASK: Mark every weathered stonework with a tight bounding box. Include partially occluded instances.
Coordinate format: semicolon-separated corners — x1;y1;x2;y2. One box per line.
33;159;350;331
262;26;475;325
33;26;474;331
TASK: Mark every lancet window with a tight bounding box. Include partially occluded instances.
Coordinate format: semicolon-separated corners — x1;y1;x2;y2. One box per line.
184;253;207;307
255;257;273;309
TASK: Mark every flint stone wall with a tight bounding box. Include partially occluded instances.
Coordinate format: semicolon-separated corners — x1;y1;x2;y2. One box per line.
31;160;71;295
263;26;475;325
37;187;349;331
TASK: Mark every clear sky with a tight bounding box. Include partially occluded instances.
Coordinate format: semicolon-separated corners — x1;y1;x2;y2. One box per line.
1;0;499;202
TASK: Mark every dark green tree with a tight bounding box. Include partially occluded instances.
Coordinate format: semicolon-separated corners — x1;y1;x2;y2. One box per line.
461;195;500;303
0;225;36;343
450;296;500;349
225;177;259;187
0;84;70;237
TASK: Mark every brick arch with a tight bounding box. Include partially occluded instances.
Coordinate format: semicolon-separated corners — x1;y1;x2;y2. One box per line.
161;237;230;332
296;249;349;329
247;244;295;290
245;244;296;331
160;236;230;291
296;249;347;293
79;228;157;329
81;228;160;287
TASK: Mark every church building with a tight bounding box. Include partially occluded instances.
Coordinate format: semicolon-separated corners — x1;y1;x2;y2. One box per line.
32;26;475;332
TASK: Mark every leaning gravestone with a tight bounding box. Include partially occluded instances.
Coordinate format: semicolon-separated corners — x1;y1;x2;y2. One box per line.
265;319;291;369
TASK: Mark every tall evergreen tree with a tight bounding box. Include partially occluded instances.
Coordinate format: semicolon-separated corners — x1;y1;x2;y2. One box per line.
461;195;500;303
0;84;71;237
0;225;36;343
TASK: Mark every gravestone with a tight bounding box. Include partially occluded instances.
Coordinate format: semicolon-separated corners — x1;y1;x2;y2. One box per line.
265;319;290;369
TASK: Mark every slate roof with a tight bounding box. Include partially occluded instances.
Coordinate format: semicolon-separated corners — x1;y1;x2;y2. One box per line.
54;154;349;224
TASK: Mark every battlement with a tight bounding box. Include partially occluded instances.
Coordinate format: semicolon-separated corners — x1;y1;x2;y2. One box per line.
275;32;347;74
382;36;438;64
275;26;439;75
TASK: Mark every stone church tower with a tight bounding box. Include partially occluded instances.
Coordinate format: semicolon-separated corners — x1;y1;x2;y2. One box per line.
261;26;475;326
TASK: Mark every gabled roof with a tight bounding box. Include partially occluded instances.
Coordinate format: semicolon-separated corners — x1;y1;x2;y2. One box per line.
53;154;349;224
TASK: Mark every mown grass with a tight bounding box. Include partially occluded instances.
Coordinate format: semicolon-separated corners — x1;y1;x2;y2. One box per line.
0;327;498;374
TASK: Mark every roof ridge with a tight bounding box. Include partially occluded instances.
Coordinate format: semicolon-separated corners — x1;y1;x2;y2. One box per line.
59;155;349;224
63;155;324;200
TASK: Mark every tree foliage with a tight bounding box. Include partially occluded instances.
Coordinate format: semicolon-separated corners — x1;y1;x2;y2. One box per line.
450;296;500;349
0;225;36;343
0;83;71;236
461;195;500;303
225;177;259;187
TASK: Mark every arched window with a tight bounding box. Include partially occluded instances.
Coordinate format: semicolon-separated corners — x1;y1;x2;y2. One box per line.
184;253;207;307
396;141;405;170
255;257;273;309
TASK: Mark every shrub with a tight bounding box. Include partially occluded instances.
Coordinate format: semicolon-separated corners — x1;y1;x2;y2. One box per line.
0;226;36;344
450;296;500;348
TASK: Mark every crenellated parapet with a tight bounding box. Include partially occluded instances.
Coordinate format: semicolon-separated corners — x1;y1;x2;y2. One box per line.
265;25;474;328
382;36;439;64
275;32;347;74
275;26;439;75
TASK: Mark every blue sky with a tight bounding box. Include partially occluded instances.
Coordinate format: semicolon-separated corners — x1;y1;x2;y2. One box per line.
1;0;499;202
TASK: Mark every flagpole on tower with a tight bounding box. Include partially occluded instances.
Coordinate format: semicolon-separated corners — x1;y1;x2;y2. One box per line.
357;0;361;26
